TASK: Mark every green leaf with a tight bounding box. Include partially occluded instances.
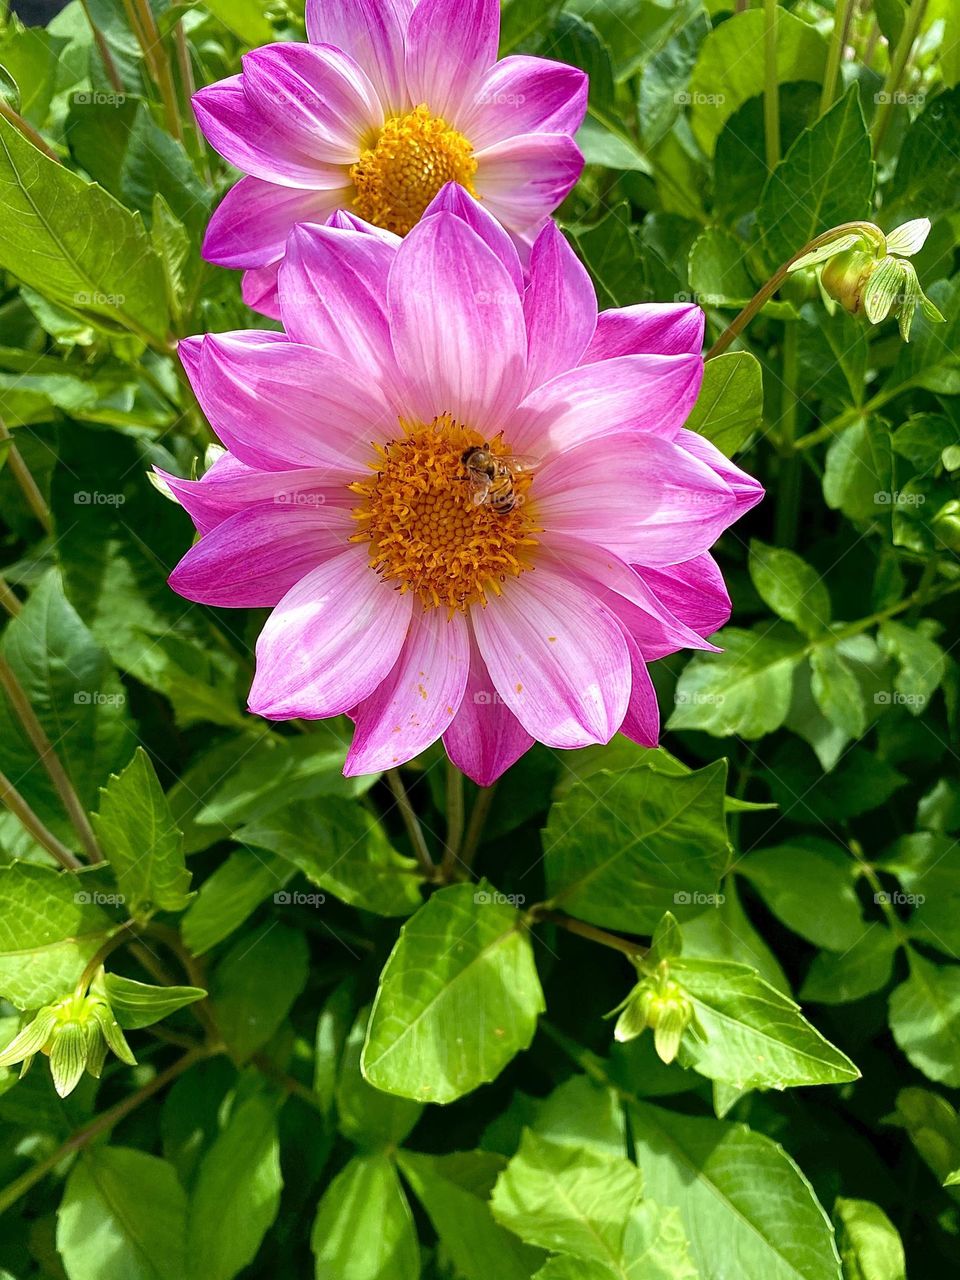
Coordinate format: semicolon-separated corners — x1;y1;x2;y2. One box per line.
890;1087;960;1187
0;572;135;843
362;882;544;1103
822;419;894;523
57;1147;187;1280
209;923;309;1063
93;747;192;920
400;1150;543;1280
736;840;864;950
491;1131;644;1263
101;974;206;1030
757;86;874;270
187;1093;282;1280
681;878;790;993
565;203;643;309
834;1197;906;1280
630;1103;842;1280
669;956;860;1089
0;863;113;1009
688;9;827;157
337;1006;423;1149
888;86;960;221
809;647;868;739
688;227;756;308
239;798;424;917
312;1153;419;1280
877;620;946;714
182;849;293;956
669;628;805;739
685;351;764;458
0;115;168;342
749;540;831;637
0;23;68;127
889;951;960;1087
543;763;730;934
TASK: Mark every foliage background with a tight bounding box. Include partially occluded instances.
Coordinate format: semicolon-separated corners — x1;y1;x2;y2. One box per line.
0;0;958;1276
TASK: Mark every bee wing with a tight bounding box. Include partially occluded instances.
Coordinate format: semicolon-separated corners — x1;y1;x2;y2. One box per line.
504;452;540;474
467;471;492;505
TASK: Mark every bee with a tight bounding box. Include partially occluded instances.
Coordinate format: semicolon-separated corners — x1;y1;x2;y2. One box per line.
461;443;538;514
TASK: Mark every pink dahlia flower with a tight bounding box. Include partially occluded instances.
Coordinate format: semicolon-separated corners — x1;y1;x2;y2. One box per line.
193;0;587;316
164;188;762;785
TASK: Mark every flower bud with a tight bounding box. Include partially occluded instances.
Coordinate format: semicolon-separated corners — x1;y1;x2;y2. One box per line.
609;968;696;1064
0;990;136;1098
820;248;876;316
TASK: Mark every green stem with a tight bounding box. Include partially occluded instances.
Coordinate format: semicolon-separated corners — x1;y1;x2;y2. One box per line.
79;0;124;94
802;580;960;658
848;839;911;946
0;98;60;163
774;321;801;548
0;573;21;618
385;769;436;879
458;781;498;873
440;759;465;881
74;922;139;998
0;1046;213;1216
763;0;780;171
0;654;103;864
793;381;914;452
820;0;854;113
0;417;52;533
706;221;881;359
0;767;81;870
530;908;649;960
871;0;930;150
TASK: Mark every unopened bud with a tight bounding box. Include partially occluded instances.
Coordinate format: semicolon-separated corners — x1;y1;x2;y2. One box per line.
820;248;876;316
610;970;695;1063
932;500;960;552
0;990;136;1098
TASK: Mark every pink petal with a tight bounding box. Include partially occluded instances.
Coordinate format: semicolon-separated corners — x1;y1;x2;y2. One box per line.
202;177;348;270
387;211;527;431
193;75;333;187
345;608;469;774
423;183;523;295
250;547;412;719
471;566;630;749
618;630;660;747
305;0;413;110
475;133;583;236
461;55;588;149
534;431;739;567
183;333;395;474
442;630;534;785
168;503;350;607
279;223;396;378
678;429;765;516
242;263;282;319
405;0;499;123
523;220;596;394
157;457;351;535
637;554;732;642
327;208;403;245
581;304;705;362
241;43;381;165
537;535;719;662
510;353;703;457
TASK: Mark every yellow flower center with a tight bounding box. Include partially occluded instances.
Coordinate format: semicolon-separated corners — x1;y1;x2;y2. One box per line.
350;414;538;611
350;104;478;236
